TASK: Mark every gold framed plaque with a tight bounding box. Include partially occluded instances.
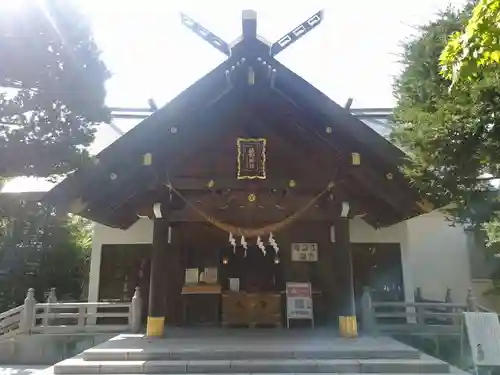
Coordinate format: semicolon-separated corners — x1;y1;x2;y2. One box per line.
236;138;266;180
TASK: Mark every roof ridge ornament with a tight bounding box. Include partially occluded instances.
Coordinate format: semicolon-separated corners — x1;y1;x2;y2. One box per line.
180;13;231;56
180;9;323;58
269;10;324;57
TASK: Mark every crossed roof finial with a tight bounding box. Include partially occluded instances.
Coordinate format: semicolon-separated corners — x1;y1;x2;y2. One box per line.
180;9;324;58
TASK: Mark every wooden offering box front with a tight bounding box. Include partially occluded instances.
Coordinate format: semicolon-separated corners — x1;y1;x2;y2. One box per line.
222;292;282;327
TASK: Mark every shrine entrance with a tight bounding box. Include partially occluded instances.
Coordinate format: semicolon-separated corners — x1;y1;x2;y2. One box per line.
46;9;430;338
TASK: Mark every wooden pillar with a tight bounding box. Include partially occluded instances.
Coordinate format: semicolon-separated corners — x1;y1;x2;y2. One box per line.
334;217;356;316
334;211;357;337
147;214;170;337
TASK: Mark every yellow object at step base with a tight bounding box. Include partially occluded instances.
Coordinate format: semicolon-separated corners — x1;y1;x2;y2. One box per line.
146;316;165;337
339;316;358;338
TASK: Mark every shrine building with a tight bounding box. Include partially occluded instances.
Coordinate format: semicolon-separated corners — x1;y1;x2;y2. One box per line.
43;10;475;336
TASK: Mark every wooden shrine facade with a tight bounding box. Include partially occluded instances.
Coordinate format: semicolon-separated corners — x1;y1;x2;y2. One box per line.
44;10;431;336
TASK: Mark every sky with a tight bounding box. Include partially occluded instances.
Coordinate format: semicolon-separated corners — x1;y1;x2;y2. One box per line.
2;0;465;193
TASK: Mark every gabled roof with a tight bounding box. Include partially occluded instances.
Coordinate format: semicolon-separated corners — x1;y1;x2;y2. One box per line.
43;10;430;228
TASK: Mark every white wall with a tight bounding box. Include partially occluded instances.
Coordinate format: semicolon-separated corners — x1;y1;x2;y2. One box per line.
88;214;473;307
87;219;153;303
405;211;472;302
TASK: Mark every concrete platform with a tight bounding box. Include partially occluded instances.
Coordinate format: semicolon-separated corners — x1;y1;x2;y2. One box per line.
54;356;451;374
50;329;462;374
82;330;422;362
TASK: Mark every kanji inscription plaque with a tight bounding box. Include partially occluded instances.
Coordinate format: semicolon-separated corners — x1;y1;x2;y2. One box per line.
236;138;266;180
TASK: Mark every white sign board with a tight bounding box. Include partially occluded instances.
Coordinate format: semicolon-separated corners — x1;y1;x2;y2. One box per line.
286;282;314;327
291;243;318;262
184;268;199;284
464;312;500;367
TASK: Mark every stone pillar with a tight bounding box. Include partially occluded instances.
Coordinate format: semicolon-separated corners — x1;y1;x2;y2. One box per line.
130;287;143;333
146;204;170;337
20;288;36;334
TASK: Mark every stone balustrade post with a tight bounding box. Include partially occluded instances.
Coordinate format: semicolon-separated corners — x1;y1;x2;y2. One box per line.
43;288;57;327
130;286;143;333
466;288;478;312
414;287;423;302
444;287;457;325
415;303;425;326
20;288;36;334
360;286;376;335
445;288;452;303
47;288;57;303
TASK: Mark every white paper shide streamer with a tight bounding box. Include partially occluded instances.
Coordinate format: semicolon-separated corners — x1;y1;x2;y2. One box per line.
229;233;236;253
268;232;279;254
241;236;248;257
256;236;266;255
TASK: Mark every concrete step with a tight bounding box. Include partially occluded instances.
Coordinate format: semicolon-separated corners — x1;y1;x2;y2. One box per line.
83;347;421;361
53;356;451;374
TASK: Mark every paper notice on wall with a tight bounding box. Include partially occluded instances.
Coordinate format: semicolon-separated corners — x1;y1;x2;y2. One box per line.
291;243;318;262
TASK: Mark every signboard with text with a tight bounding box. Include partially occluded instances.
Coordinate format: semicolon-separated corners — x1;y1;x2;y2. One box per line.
464;312;500;368
291;243;318;262
286;282;314;328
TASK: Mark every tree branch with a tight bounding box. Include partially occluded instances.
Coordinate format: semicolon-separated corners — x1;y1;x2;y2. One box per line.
475;176;500;182
0;120;18;126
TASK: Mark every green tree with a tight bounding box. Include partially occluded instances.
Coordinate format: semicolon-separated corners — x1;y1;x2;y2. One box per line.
441;0;500;84
0;0;110;178
0;0;105;309
0;199;91;310
392;5;500;248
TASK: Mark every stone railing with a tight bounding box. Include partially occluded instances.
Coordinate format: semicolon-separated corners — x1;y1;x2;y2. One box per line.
0;287;143;339
0;305;23;337
360;286;483;336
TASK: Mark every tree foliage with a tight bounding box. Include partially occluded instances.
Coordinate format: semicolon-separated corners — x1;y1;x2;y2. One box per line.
441;0;500;84
392;5;500;247
0;198;91;310
0;0;110;178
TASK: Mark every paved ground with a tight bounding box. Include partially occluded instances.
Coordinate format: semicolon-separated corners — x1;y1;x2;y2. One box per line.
0;366;47;375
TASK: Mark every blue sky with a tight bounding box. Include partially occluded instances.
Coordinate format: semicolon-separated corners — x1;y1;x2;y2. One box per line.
2;0;464;192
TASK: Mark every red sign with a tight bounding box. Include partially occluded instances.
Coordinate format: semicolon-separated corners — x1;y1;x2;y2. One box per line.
286;282;314;323
286;283;311;298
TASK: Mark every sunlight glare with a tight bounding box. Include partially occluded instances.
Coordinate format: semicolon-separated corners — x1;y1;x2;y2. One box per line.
0;0;25;12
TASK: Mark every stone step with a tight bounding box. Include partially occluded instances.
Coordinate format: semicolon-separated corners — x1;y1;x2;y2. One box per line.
83;347;421;361
53;357;451;374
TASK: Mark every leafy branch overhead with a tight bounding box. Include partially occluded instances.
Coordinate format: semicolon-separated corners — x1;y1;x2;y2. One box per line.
0;0;110;178
440;0;500;84
392;4;500;246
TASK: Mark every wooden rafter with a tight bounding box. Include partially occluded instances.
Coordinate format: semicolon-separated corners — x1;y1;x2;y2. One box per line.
264;88;419;218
